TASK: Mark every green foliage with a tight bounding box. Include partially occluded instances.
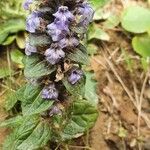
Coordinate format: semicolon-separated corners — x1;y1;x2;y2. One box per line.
88;24;110;41
3;115;40;150
29;34;52;47
0;68;12;79
0;116;23;128
87;44;98;55
10;49;25;67
0;0;26;20
17;121;51;150
121;6;150;33
132;34;150;57
121;5;150;70
84;72;98;106
0;19;25;44
68;44;89;65
23;55;55;79
63;75;86;98
61;100;98;140
90;0;110;10
2;35;16;46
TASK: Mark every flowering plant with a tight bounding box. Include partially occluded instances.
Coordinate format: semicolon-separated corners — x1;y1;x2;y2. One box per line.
1;0;98;149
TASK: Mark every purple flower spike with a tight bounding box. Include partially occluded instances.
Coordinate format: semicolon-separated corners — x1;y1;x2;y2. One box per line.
42;84;59;100
47;21;68;41
53;6;74;24
26;11;40;33
49;106;62;116
25;42;37;55
58;37;79;48
68;68;83;85
77;2;94;27
44;43;65;65
23;0;33;10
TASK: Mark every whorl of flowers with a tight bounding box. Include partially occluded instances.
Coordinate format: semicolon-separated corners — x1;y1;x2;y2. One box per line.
24;0;94;114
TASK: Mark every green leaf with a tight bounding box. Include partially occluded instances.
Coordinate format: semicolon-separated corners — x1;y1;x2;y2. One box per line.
61;100;98;140
17;122;51;150
23;55;55;79
141;57;150;71
87;44;98;55
84;72;98;106
88;24;110;41
11;49;24;67
21;84;54;116
5;85;26;111
0;116;23;128
103;15;120;29
16;34;25;49
90;0;110;10
0;68;12;79
3;115;40;150
63;75;86;98
2;35;16;46
132;34;150;57
29;33;51;47
67;44;89;65
121;6;150;33
0;19;25;44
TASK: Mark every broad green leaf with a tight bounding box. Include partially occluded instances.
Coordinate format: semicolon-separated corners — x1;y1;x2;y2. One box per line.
0;68;12;79
84;72;98;106
103;15;120;29
61;100;98;140
29;33;51;46
121;6;150;33
132;34;150;57
5;85;26;111
68;44;89;65
3;115;40;150
2;35;16;46
0;116;24;128
0;19;25;44
63;75;86;98
88;25;110;41
21;84;54;116
11;49;24;67
17;122;51;150
23;55;55;79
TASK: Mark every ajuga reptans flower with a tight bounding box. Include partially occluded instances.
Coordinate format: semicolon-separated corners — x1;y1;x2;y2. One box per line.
24;0;94;103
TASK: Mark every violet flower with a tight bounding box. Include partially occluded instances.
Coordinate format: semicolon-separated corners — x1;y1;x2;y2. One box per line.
47;21;69;41
49;106;62;116
77;2;94;27
23;0;33;10
25;42;37;55
68;68;83;85
58;37;79;48
44;43;65;65
53;6;74;25
26;11;41;33
42;84;59;100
